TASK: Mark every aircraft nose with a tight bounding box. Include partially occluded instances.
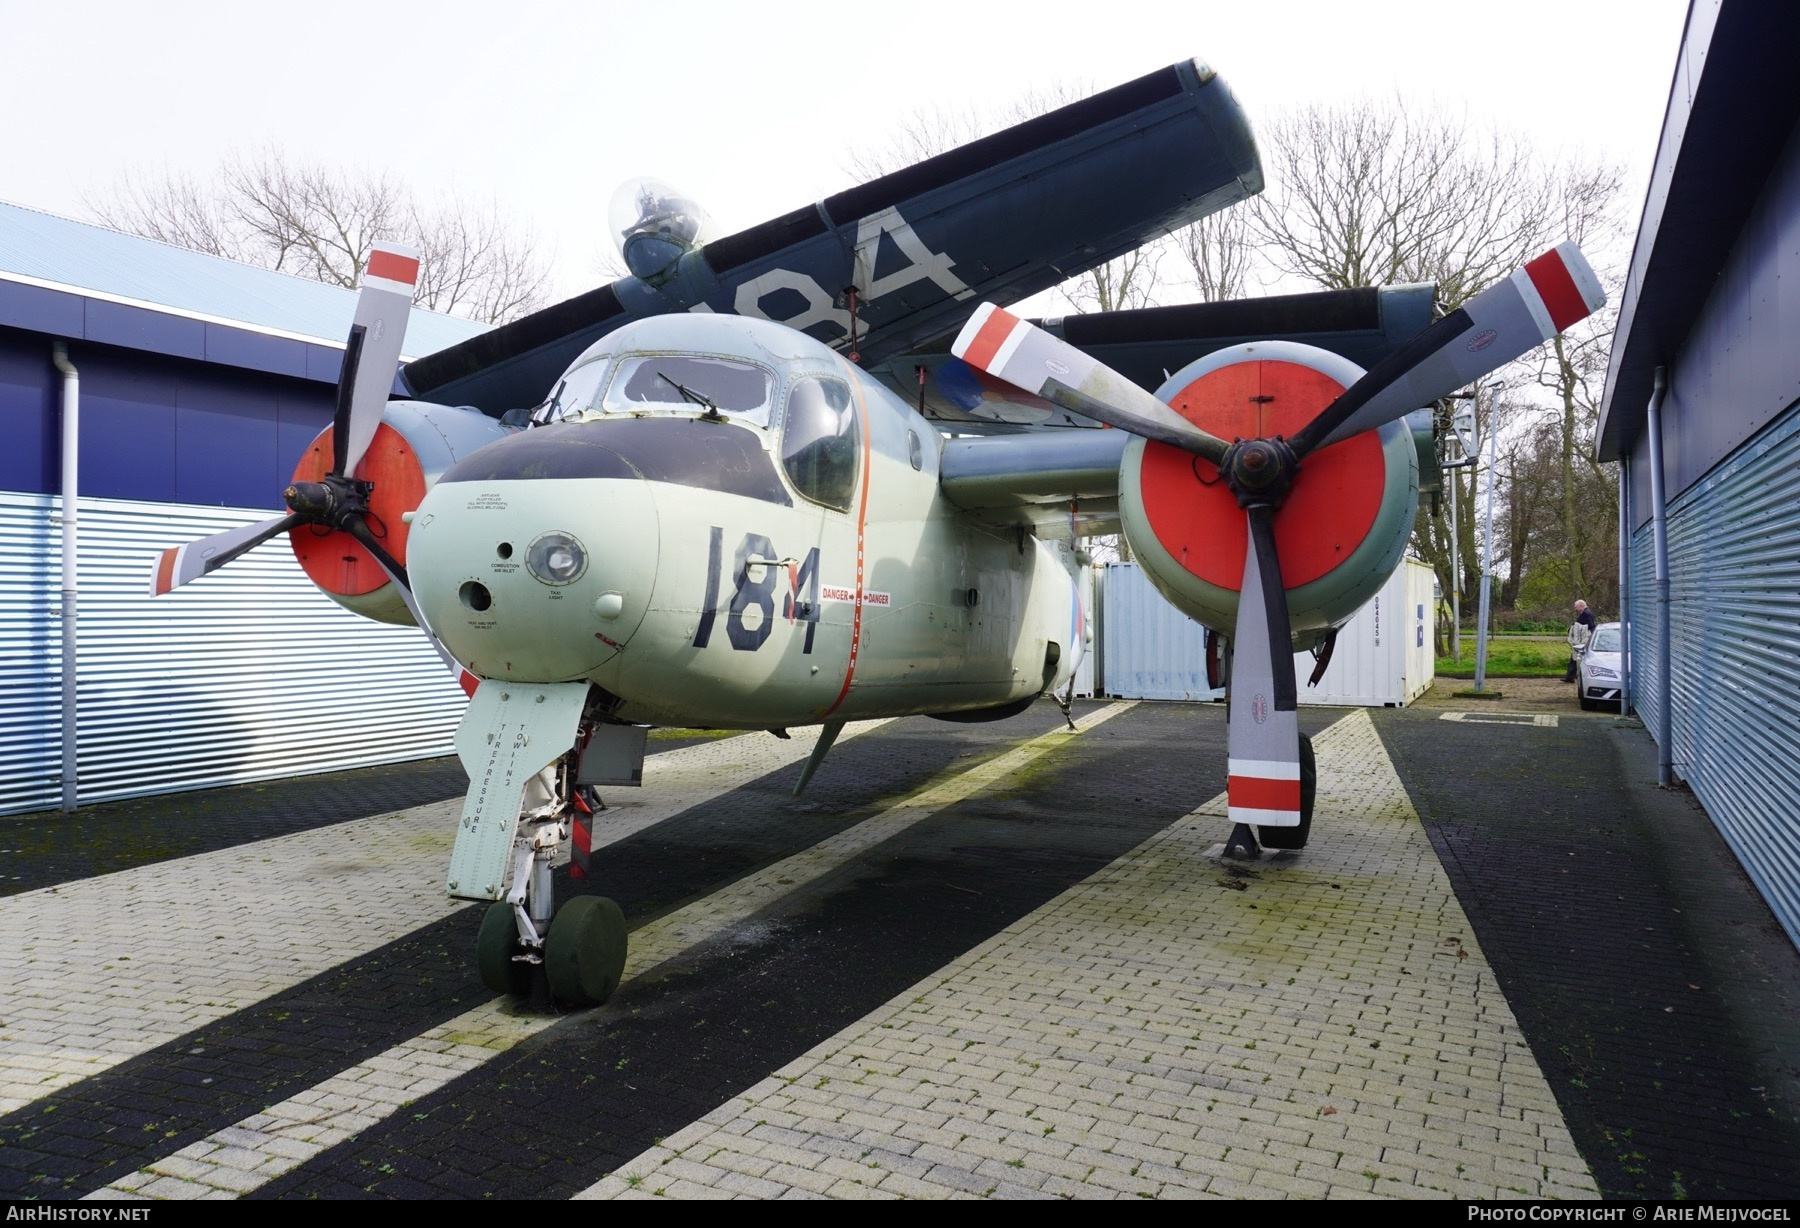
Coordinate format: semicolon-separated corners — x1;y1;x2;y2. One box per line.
407;475;660;682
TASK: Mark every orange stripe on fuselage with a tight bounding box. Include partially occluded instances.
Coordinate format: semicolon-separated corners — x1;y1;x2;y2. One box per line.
823;362;875;717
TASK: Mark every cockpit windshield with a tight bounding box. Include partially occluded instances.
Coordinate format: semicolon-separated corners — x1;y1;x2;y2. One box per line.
534;357;611;424
600;355;775;426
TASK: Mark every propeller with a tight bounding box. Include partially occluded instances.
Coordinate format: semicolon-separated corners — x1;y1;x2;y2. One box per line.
149;242;421;597
955;242;1605;828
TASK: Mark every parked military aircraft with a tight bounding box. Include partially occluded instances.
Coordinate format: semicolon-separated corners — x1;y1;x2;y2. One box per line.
147;60;1601;1009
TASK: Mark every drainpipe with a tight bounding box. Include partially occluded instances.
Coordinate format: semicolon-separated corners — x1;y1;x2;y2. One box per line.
53;343;79;812
1618;454;1631;716
1645;367;1672;786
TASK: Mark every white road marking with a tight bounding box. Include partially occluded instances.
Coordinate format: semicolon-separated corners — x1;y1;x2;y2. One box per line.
1438;712;1559;727
0;725;884;1118
578;711;1597;1201
90;704;1136;1200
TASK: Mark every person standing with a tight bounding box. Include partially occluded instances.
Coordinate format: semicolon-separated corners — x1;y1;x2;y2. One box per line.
1566;599;1596;682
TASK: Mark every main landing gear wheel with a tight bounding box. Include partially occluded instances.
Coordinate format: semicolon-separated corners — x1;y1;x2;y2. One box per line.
1256;732;1316;851
477;902;531;996
544;895;628;1008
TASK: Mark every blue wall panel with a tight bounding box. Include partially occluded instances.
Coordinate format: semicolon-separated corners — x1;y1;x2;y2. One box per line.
0;333;56;494
1633;120;1800;530
79;348;179;502
0;281;85;338
0;326;345;508
85;300;205;361
276;386;334;487
204;324;308;380
175;370;281;507
305;343;346;384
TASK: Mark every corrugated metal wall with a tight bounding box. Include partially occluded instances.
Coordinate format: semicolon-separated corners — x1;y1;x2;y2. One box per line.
1099;563;1219;701
1097;560;1434;706
0;492;466;815
1628;407;1800;947
0;494;60;814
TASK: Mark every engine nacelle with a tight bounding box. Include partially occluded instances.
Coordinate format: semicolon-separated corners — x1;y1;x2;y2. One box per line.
1119;342;1418;647
288;401;511;625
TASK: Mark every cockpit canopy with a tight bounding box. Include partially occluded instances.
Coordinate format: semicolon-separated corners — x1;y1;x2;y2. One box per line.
608;177;716;283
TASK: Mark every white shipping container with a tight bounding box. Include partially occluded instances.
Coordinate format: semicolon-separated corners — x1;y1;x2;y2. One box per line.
1098;563;1218;700
1299;557;1436;706
1096;558;1435;707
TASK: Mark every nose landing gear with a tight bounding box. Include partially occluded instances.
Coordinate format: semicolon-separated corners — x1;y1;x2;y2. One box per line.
474;820;628;1008
452;680;629;1009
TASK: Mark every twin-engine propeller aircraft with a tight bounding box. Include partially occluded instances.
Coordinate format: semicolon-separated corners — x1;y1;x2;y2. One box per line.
147;60;1602;1009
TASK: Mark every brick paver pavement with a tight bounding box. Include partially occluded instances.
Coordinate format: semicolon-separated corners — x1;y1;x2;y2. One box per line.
87;706;1135;1199
0;723;885;1119
577;710;1597;1200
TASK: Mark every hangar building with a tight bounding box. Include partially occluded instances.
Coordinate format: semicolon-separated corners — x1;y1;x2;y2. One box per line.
0;203;486;815
1599;0;1800;948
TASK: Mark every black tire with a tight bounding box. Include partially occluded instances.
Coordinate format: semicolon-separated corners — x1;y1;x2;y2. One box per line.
544;895;629;1008
1579;694;1596;711
477;902;531;996
1257;732;1316;851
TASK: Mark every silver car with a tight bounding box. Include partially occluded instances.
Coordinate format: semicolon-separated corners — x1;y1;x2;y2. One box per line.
1578;621;1624;711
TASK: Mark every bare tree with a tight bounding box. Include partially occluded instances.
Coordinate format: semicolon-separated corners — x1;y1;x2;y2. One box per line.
1057;242;1164;313
91;151;552;325
1530;165;1628;611
1172;208;1253;302
1249;98;1559;308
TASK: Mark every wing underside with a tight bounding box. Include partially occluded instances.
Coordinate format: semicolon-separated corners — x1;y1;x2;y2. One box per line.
937;430;1128;538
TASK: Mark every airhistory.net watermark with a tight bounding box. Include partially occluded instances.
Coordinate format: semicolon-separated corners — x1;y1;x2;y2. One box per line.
5;1211;151;1223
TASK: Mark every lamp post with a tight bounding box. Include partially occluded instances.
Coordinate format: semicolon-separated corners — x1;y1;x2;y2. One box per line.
1472;379;1504;693
1448;397;1478;664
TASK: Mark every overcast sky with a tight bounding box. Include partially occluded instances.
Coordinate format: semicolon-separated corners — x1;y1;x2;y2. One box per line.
0;0;1690;305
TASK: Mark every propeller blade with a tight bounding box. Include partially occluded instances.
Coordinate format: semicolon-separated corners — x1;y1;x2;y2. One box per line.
952;304;1230;462
1225;505;1302;828
335;242;420;477
1289;242;1606;457
350;518;479;698
148;511;302;597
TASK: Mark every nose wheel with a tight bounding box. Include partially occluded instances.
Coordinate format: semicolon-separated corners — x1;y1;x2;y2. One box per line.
544;896;629;1007
475;813;629;1009
477;902;532;997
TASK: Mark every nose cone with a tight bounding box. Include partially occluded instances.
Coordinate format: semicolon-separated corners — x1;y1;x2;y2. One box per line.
408;476;659;682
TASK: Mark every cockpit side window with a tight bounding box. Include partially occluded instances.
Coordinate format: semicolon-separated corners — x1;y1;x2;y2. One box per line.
537;356;611;424
780;377;858;511
601;354;775;426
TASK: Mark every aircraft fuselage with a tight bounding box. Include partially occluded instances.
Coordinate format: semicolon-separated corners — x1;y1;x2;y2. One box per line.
404;314;1083;730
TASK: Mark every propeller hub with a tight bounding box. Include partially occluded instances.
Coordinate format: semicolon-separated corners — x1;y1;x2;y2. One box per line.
1220;437;1298;508
284;474;374;531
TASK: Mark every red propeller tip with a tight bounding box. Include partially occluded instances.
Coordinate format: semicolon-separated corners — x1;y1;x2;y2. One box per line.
363;243;421;293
